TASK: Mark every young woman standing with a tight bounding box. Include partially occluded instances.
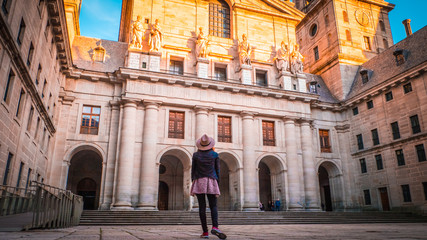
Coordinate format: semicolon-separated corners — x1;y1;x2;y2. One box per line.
191;134;227;239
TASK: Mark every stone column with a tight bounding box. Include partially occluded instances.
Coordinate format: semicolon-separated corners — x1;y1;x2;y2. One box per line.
137;101;161;210
300;120;320;210
335;124;357;209
194;106;211;139
284;117;302;210
241;111;259;211
112;100;138;210
100;101;120;210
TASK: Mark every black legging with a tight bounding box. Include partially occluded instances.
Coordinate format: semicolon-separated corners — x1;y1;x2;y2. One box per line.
196;194;218;233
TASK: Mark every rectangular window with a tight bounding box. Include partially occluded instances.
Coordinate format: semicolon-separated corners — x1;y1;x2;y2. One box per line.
2;0;12;14
360;158;367;173
416;144;426;162
391;121;400;140
364;36;371;50
403;82;412;94
209;2;230;38
401;184;412;202
319;129;332;153
423;182;427;201
168;111;185;139
36;65;42;86
262;121;275;146
27;106;34;132
218;116;232;143
352;107;359;116
169;59;183;75
256;70;267;87
17;18;26;45
361;71;369;84
371;129;380;146
214;65;227;81
2;152;13;185
375;154;383;170
314;46;319;60
3;69;15;103
363;189;371;205
34;117;40;140
410;115;421;134
396;149;405;166
16;162;24;187
366;100;373;109
16;89;25;118
41;79;47;98
80;106;101;135
25;168;32;191
385;91;393;101
27;42;34;66
357;134;364;150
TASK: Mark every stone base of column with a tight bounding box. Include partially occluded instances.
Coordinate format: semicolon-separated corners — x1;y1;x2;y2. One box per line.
99;203;111;210
111;206;134;211
190;207;199;211
242;207;260;211
304;207;322;211
135;206;158;211
287;206;304;211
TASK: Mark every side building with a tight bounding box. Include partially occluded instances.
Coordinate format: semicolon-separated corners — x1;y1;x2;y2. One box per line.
0;0;71;190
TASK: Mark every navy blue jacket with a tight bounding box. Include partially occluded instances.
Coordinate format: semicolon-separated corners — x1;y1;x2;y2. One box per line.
191;150;220;182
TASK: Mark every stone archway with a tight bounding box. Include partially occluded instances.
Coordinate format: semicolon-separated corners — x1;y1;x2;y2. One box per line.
67;149;102;210
318;161;344;211
218;152;241;211
157;148;191;210
258;155;286;211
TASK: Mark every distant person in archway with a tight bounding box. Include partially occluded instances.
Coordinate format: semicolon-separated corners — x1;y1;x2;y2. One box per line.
191;134;227;239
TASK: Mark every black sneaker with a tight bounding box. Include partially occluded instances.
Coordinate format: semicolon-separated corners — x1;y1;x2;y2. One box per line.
211;228;227;239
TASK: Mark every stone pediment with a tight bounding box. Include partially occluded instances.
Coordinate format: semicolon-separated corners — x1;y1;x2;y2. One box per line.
235;0;305;20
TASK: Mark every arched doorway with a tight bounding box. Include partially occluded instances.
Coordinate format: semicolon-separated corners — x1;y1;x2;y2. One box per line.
318;161;344;211
67;149;102;210
258;162;272;210
218;152;241;210
258;155;286;211
158;181;169;210
218;160;230;210
158;148;191;210
77;178;97;210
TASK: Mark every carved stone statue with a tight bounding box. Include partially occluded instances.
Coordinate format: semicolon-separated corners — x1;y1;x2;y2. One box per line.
130;15;144;49
274;41;289;72
239;34;252;66
195;27;209;59
149;19;163;52
290;44;304;74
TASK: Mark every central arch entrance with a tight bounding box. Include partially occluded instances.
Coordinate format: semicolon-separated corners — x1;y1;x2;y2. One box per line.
218;152;241;210
157;148;191;210
67;149;102;210
258;155;286;211
318;161;344;211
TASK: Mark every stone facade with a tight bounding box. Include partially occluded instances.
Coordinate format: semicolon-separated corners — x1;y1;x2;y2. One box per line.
1;0;426;214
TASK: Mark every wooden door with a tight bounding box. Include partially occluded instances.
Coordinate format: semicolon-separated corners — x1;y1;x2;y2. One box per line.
378;187;390;211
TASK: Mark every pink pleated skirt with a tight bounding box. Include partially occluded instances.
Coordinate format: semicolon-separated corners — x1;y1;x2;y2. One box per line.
190;177;220;195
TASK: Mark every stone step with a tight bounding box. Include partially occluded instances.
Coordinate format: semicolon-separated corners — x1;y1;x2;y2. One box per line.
79;211;427;225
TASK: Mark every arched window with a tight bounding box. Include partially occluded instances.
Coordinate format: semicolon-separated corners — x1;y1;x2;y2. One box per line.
379;20;386;33
383;38;389;49
327;33;332;47
209;0;230;38
343;11;349;23
325;15;329;28
346;29;352;41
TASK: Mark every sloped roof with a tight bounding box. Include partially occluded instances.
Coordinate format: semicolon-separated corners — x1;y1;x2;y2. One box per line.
71;36;128;72
305;73;339;103
346;25;427;100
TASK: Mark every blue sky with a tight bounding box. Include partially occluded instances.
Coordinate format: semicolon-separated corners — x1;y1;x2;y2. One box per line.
79;0;426;44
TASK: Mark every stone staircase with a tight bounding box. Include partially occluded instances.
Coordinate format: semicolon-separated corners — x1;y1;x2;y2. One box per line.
80;210;427;225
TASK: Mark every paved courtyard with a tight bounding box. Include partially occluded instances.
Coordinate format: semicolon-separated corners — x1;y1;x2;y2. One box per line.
0;223;427;240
